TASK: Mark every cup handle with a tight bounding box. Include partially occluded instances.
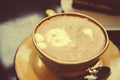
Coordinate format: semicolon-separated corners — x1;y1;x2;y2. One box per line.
46;9;56;16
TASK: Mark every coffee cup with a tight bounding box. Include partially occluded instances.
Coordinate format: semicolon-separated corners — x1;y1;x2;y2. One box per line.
32;9;109;79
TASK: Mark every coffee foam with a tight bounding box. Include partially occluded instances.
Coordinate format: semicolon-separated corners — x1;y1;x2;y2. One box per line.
35;15;106;63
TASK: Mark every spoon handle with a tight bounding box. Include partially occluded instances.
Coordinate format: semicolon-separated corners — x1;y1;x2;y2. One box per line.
65;66;111;80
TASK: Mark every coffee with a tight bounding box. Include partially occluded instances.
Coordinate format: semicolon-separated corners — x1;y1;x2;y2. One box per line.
34;14;106;63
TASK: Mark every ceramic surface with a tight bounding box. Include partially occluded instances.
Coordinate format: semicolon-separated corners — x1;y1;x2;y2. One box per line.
15;36;120;80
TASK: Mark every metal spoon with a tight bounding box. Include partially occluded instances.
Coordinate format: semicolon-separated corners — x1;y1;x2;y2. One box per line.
65;66;111;80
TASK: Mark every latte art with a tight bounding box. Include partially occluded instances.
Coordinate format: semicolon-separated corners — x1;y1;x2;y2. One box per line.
35;14;106;63
45;28;71;47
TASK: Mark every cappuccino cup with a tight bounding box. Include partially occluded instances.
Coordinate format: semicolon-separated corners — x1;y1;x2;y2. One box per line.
32;10;109;79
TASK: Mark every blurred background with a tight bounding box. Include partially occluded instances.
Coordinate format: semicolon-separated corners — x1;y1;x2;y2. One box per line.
0;0;120;80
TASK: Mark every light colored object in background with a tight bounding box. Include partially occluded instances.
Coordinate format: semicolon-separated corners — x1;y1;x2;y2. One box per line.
61;0;73;12
0;13;42;67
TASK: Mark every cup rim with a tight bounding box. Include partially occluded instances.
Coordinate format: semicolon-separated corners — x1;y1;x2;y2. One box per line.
32;12;109;65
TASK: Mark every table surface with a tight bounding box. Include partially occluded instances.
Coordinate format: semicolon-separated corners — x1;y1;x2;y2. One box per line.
0;0;120;80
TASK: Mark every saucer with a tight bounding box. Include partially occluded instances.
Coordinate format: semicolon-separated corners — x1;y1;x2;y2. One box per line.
15;36;120;80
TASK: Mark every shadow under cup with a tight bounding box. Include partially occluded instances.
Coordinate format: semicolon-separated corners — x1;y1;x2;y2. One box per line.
32;13;109;79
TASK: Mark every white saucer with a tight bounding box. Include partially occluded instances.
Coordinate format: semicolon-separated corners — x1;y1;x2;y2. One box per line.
15;36;120;80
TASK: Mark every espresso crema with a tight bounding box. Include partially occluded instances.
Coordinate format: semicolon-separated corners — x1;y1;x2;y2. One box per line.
34;14;106;63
